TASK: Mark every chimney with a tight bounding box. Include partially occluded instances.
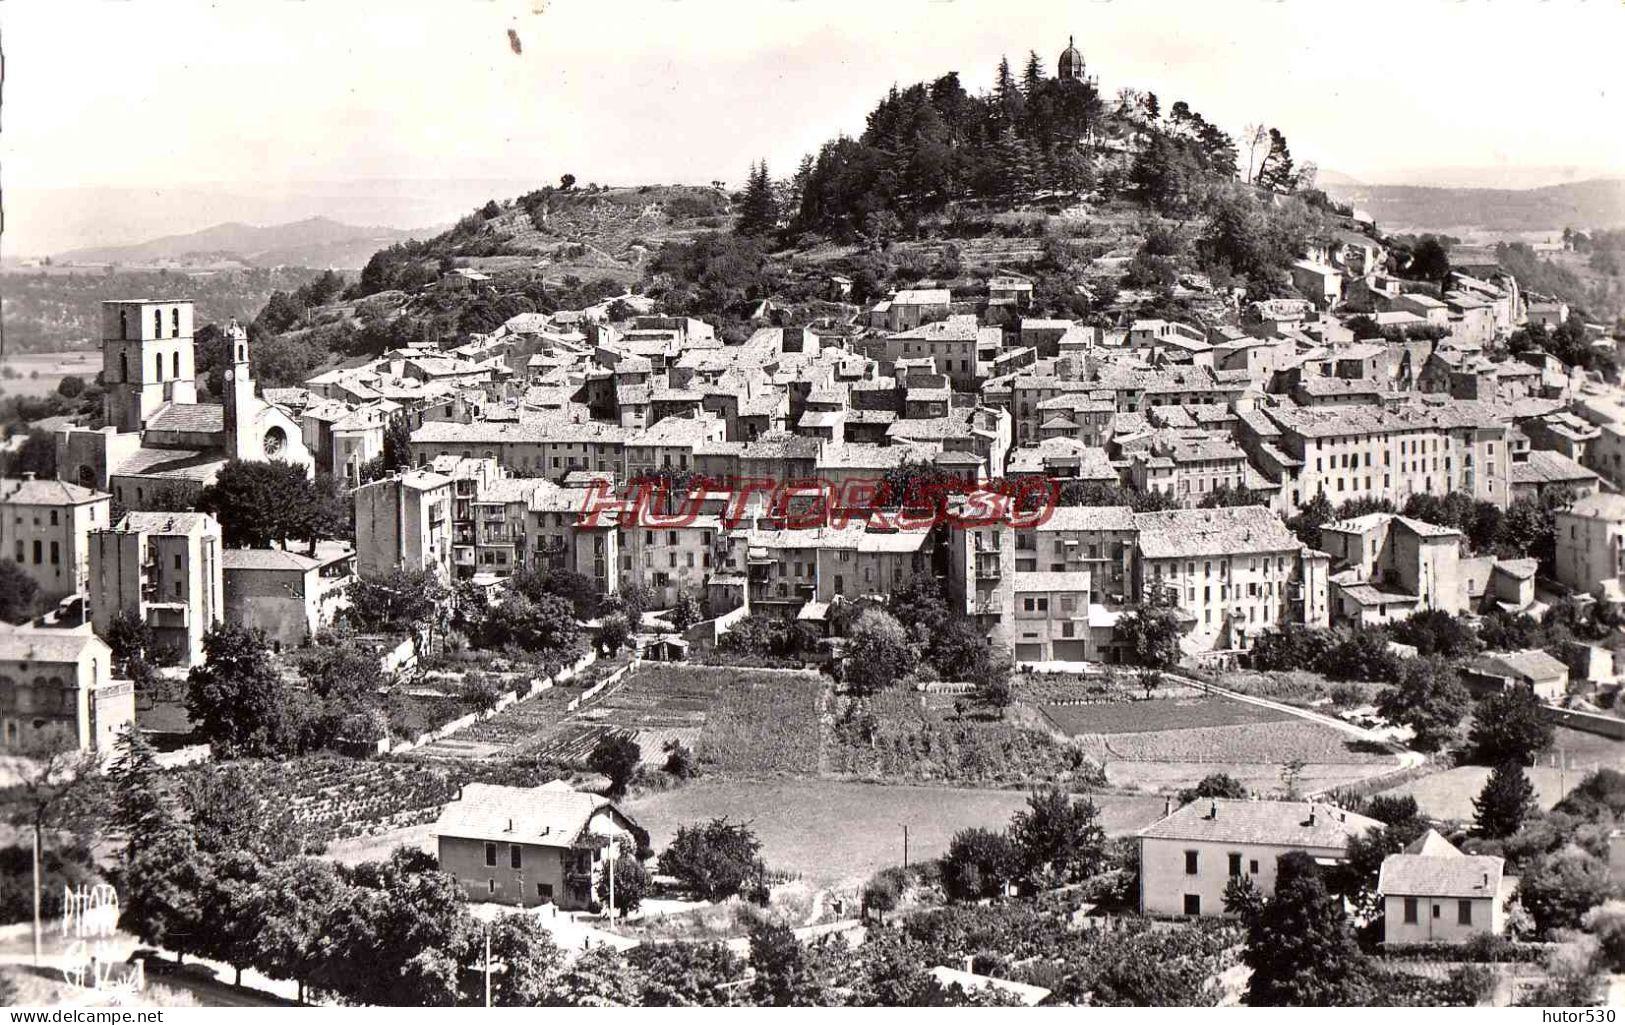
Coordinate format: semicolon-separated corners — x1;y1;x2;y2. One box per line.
507;817;514;832
1308;807;1317;826
1164;795;1173;816
1482;872;1489;888
1209;799;1218;819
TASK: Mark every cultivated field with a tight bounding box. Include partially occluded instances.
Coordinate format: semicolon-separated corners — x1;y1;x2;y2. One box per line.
1038;695;1296;735
826;687;1100;789
0;350;101;398
622;778;1168;888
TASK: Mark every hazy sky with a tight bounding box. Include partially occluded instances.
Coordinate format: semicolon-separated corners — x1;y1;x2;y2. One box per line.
4;0;1624;195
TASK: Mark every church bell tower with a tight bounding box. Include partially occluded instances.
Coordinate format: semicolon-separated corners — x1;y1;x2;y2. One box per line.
222;319;257;460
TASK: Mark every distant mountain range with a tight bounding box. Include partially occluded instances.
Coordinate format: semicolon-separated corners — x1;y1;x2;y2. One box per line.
50;216;439;271
1322;177;1625;236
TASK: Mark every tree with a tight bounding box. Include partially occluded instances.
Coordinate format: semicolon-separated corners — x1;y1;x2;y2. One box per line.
662;738;698;779
321;848;472;1006
251;857;349;1003
1224;875;1265;924
597;613;633;656
747;921;829;1007
1517;849;1615;938
1243;852;1367;1005
657;818;764;901
1116;589;1184;670
670;591;704;631
1408;238;1452;284
940;827;1018;901
1178;773;1248;805
1467;687;1553;766
477;593;580;655
1007;786;1106;886
596;843;652;914
119;829;214;962
297;641;383;706
841;608;915;695
347;568;450;636
198;459;321;548
1468;761;1536;843
477;913;564;1006
0;560;40;625
101;610;156;676
630;942;744;1006
186;623;312;757
1254;128;1298;192
106;725;174;860
543;946;646;1007
735;160;780;238
1377;658;1471;751
588;734;642;797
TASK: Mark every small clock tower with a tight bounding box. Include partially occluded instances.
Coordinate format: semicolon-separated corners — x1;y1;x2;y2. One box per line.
221;319;257;460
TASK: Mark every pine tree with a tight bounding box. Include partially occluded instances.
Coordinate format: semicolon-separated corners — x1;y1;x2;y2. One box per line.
1243;852;1367;1006
1474;761;1537;839
107;723;175;860
735;160;779;237
1022;50;1044;97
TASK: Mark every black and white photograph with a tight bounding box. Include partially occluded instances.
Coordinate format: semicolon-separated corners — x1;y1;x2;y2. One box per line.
1;0;1624;1010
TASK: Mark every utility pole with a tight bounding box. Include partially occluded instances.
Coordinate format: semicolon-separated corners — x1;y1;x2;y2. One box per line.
484;923;492;1008
902;824;910;869
32;820;41;966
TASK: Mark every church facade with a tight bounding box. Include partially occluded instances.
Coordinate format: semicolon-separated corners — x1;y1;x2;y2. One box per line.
57;299;313;511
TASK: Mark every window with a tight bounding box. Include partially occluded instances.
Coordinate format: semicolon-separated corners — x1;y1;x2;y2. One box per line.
487;879;496;895
172;308;181;335
50;542;59;565
153;309;163;338
1403;897;1418;924
173;352;181;378
1184;850;1199;875
1432;903;1441;919
32;540;41;564
1183;894;1201;916
49;511;57;526
485;842;497;867
1249;859;1259;874
1227;853;1241;877
1457;900;1472;925
155;353;164;382
537;883;553;899
510;845;522;869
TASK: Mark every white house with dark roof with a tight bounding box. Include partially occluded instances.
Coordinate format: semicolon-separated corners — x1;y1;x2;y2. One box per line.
1;474;112;603
1461;649;1570;702
432;782;641;910
1379;829;1514;945
1137;798;1381;917
0;623;133;755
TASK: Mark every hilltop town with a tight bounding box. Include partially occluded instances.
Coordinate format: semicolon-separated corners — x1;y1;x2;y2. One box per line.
6;33;1625;1010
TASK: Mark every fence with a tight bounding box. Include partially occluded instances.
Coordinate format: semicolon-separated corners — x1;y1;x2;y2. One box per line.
381;649;597;755
153;744;211;769
1541;705;1625;739
566;658;639;713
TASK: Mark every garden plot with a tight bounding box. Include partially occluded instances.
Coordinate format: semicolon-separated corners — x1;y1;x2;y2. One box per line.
1039;692;1397;794
1038;696;1296;735
826;688;1100;789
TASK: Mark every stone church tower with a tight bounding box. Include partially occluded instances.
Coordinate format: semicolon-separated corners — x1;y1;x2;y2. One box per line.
221;319;259;461
101;300;198;433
